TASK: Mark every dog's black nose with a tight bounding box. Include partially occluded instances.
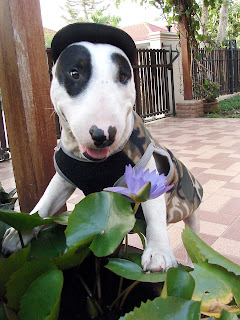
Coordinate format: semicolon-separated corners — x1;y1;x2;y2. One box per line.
89;125;116;147
89;126;106;146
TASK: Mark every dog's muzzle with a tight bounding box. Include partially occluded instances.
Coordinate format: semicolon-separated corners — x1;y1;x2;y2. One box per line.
89;125;117;148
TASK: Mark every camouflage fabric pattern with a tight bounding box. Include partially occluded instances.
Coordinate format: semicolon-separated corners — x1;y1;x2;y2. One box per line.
155;142;203;223
122;112;152;164
123;112;203;223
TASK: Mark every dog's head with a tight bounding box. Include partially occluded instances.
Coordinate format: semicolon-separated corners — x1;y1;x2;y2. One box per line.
50;23;136;161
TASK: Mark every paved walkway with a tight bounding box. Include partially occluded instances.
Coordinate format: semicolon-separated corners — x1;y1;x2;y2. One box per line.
1;117;240;265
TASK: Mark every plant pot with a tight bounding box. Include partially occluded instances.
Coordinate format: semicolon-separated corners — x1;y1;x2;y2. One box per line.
59;248;163;320
203;99;219;114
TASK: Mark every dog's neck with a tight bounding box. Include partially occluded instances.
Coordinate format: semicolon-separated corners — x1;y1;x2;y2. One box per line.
59;112;134;160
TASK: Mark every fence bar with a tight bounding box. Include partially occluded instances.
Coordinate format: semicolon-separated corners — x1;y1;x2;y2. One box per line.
229;41;234;93
169;45;176;116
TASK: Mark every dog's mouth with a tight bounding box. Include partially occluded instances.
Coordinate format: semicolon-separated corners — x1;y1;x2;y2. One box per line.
85;147;110;160
78;143;110;161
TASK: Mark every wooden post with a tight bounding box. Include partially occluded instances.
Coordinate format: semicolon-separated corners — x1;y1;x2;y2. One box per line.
178;1;193;100
0;0;57;212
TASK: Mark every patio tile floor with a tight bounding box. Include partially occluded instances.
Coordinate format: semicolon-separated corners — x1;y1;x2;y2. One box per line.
144;117;240;266
1;116;240;266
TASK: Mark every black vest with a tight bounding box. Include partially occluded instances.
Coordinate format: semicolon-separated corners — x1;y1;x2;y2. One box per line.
54;111;203;223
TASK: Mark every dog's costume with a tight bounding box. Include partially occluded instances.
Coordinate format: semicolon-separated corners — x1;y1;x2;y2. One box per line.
54;112;203;223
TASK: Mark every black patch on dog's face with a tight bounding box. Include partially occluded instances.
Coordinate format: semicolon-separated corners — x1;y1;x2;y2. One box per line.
111;53;132;85
55;45;92;97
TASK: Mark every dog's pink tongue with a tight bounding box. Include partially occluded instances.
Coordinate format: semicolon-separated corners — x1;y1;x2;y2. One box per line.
86;147;110;159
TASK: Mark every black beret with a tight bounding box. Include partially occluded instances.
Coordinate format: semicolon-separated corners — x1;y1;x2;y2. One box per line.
51;23;136;65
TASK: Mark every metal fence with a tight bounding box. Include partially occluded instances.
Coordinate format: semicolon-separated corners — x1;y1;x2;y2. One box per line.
192;40;240;99
133;47;178;118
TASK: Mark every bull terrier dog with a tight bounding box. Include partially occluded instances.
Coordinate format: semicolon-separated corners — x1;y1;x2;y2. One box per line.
2;23;203;272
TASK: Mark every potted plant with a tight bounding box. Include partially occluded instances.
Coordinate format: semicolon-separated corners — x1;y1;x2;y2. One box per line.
202;80;220;113
0;167;239;320
0;184;17;211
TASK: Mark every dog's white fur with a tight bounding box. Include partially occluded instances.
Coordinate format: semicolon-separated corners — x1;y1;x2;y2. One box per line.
2;42;199;271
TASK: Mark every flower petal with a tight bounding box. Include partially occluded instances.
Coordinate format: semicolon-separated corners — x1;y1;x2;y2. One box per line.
124;165;135;192
104;186;132;196
149;170;159;183
142;168;150;181
136;166;143;180
150;184;173;199
133;177;146;194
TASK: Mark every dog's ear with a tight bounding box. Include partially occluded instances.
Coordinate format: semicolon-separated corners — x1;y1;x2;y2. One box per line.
51;23;136;66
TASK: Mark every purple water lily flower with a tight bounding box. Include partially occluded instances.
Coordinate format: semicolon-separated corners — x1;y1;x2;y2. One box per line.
104;164;173;202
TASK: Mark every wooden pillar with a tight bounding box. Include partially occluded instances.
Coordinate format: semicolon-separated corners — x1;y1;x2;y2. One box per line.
0;0;57;212
178;1;193;100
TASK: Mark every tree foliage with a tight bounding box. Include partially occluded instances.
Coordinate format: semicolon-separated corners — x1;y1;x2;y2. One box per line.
117;0;240;47
206;1;240;46
44;33;55;48
61;0;121;26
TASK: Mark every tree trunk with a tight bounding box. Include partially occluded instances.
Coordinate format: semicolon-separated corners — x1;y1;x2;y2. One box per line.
200;0;208;47
178;0;193;100
217;0;229;46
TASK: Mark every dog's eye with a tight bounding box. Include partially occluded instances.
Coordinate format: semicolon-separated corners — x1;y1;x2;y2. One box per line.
119;73;128;84
70;69;80;79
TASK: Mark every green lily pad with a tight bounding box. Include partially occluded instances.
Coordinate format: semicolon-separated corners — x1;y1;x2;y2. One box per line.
166;267;195;300
0;210;54;232
106;258;166;283
6;259;56;311
220;309;239;320
29;225;67;260
121;252;142;267
29;225;89;270
182;226;240;276
119;296;201;319
54;245;90;270
0;247;30;298
18;269;63;320
65;192;135;257
190;262;240;318
53;211;71;226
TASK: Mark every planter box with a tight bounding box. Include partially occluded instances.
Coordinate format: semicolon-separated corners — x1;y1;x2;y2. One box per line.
203;99;219;114
176;100;204;118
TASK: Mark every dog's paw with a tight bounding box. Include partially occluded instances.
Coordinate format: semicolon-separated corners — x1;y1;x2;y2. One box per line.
141;246;178;272
2;227;35;255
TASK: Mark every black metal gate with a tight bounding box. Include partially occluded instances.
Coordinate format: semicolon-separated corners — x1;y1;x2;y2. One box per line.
134;46;178;118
